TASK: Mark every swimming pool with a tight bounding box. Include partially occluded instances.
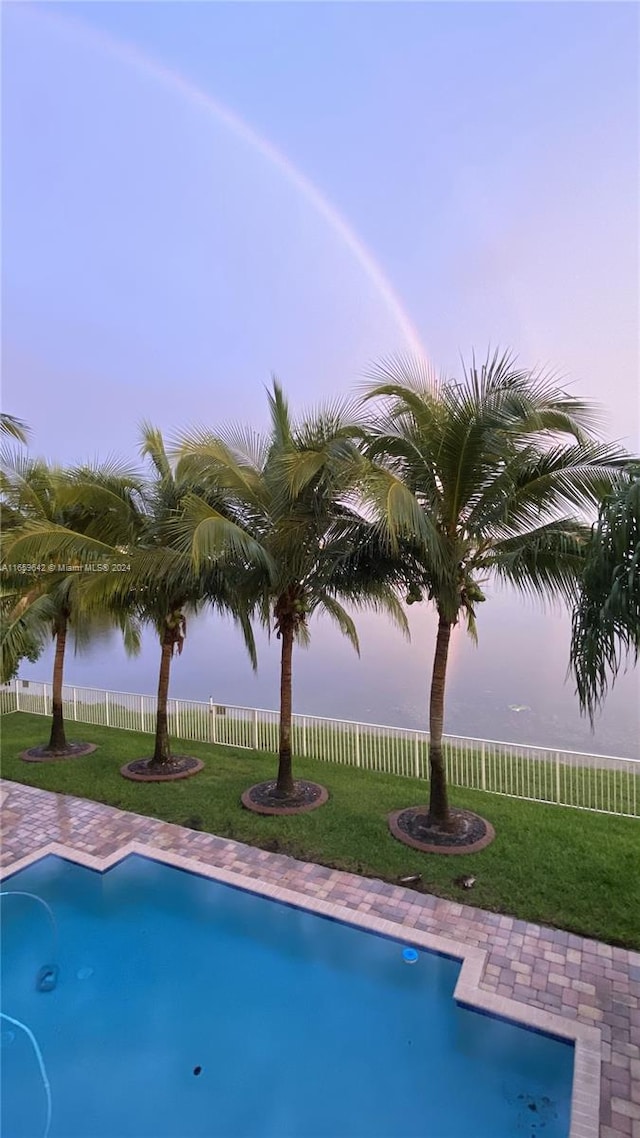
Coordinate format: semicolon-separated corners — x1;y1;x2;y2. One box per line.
1;853;574;1138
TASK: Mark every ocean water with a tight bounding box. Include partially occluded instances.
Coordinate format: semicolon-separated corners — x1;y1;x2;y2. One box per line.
30;588;640;759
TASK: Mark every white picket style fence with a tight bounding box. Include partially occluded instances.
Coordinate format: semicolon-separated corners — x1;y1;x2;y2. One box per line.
2;677;639;818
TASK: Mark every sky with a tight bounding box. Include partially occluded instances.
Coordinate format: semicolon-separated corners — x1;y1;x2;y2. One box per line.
3;1;638;457
2;1;639;755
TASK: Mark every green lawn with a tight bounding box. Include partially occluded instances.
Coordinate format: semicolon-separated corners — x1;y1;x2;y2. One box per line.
2;711;639;949
9;690;639;814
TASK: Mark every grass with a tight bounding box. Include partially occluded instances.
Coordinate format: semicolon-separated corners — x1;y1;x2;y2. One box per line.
2;711;639;949
9;692;639;816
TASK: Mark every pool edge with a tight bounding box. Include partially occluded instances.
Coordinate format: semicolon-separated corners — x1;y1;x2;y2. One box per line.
1;838;601;1138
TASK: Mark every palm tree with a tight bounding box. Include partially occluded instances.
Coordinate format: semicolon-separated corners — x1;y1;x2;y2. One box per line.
363;350;629;830
77;425;267;775
1;454;142;754
179;382;408;802
570;465;640;722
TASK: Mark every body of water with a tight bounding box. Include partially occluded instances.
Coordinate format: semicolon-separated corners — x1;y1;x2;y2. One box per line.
29;588;640;759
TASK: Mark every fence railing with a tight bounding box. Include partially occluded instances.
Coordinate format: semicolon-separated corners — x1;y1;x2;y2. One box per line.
2;678;639;819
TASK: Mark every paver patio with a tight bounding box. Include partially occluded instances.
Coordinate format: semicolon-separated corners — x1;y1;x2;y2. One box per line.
1;778;638;1137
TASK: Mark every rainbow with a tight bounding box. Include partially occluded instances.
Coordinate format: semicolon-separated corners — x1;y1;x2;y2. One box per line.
26;6;426;359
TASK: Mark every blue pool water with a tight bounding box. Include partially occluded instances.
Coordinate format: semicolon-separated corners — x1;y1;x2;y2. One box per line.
1;855;574;1138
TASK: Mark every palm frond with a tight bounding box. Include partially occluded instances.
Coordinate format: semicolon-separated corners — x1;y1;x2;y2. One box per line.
139;423;173;481
570;471;640;721
175;432;266;505
2;522;119;568
0;451;55;519
183;422;269;474
267;378;293;451
0;587;54;682
0;414;30;444
362;465;444;566
315;594;360;654
231;607;258;672
277;449;327;498
489;520;589;606
177;494;273;575
360;354;443;400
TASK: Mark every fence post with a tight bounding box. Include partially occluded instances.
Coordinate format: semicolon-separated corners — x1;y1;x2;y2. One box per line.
73;687;77;721
210;699;217;744
43;684;49;717
555;752;561;803
301;716;307;757
253;708;258;751
415;733;420;779
105;690;110;727
354;724;361;768
140;696;145;733
175;700;181;741
15;681;20;712
481;741;486;791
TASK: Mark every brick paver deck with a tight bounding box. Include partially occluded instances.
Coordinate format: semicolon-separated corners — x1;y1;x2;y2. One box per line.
1;779;638;1137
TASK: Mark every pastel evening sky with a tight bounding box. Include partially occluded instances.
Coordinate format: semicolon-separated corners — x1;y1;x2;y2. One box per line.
2;1;638;754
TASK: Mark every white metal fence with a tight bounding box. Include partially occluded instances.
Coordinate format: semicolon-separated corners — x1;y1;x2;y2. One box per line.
2;678;639;818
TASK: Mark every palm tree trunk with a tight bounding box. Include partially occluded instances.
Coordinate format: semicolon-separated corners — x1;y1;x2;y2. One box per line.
47;617;68;752
276;619;295;797
427;615;452;827
150;629;173;768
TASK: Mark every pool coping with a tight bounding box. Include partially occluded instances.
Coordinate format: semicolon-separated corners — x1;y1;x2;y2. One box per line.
2;837;601;1138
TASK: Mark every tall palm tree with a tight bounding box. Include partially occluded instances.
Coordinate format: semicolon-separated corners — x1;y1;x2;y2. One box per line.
1;454;142;753
570;466;640;722
363;350;629;830
179;381;409;801
77;425;268;774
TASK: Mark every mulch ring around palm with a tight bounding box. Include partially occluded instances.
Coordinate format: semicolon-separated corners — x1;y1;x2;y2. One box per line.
388;806;495;854
241;779;329;815
121;756;204;782
20;743;98;762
